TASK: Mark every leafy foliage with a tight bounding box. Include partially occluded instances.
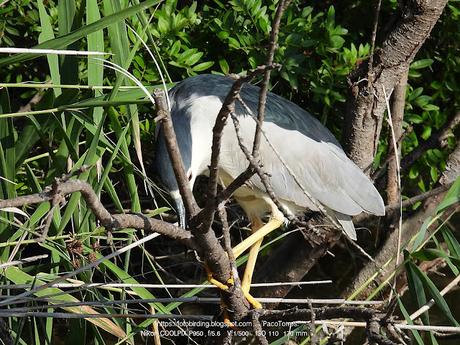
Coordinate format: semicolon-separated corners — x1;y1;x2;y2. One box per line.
0;0;459;344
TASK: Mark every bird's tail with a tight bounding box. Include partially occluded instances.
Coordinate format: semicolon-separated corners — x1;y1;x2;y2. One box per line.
324;208;357;240
335;213;357;240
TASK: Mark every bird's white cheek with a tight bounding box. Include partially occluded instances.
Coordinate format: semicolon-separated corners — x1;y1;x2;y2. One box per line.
170;190;181;200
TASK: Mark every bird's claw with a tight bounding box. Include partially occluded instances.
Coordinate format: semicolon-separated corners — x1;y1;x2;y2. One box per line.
206;264;233;290
243;291;262;309
206;265;262;310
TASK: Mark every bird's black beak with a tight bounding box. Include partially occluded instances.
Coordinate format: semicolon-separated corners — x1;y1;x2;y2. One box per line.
173;196;187;228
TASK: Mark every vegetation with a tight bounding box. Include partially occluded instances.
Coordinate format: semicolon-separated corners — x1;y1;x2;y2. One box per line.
0;0;459;344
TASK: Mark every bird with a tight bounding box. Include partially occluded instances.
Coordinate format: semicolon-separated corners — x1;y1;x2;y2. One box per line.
154;74;385;307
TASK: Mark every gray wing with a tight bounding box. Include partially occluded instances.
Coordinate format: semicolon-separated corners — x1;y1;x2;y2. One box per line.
224;118;385;217
173;74;385;217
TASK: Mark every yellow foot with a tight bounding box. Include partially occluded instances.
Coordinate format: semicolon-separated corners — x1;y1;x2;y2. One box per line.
244;291;262;309
205;265;261;309
205;264;234;290
223;310;237;329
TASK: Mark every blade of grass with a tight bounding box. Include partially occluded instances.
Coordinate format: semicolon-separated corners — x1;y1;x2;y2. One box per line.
436;176;460;214
411;261;460;327
398;296;424;345
0;0;162;67
1;265;127;338
37;0;62;97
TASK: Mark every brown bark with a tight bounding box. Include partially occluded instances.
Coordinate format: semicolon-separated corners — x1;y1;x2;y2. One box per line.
254;229;340;307
386;70;408;205
344;0;448;170
440;142;460;185
343;143;459;299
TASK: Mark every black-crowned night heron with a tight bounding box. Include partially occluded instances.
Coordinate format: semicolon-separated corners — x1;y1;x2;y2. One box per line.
155;74;384;307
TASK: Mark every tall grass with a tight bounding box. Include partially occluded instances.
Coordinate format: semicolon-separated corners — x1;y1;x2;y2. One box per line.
0;1;459;345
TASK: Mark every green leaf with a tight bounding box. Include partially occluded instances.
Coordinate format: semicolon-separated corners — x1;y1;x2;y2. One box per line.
170;40;181;55
219;58;229;74
436;176;460;213
192;61;214;71
405;113;424;124
329;35;345;49
411;261;459;326
185;51;203;66
217;30;229;40
411;59;434;70
37;0;61;97
397;297;425;345
430;166;439;182
442;227;460;259
1;264;127;338
405;259;429;323
228;37;240;48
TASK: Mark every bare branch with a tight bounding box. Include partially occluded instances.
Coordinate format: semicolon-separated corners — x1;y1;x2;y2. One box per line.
401;111;460;173
257;306;399;345
196;64;280;232
367;0;383;79
0;180;194;247
251;310;269;345
252;0;292;156
154;90;199;218
230;112;292;221
154;89;250;318
440;143;460;185
386;70;408;206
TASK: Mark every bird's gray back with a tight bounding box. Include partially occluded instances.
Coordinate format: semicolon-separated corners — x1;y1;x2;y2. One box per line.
169;74;341;147
167;74;385;217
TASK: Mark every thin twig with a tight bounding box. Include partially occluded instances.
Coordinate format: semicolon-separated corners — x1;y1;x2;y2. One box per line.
196;64;280;232
367;0;382;80
251;310;269;345
259;306;399;345
400;111;460;172
0;255;48;269
3;296;384;311
383;86;403;304
236;95;340;228
252;0;292;157
0;232;161;308
154;90;199;218
0;180;193;246
386;70;407;206
230;112;291;220
0;280;332;290
308;299;317;345
407;272;460;323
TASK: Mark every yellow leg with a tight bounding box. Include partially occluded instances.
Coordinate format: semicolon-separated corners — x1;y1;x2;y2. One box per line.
241;216;264;294
241;216;264;309
233;208;284;259
235;207;284;309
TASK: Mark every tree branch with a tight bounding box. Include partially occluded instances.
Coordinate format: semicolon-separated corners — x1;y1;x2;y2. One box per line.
440;143;460;185
155;88;249;319
194;65;279;233
401;111;460;173
386;70;408;206
252;0;292;156
344;0;448;170
154;90;199;218
257;306;399;345
0;179;195;247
